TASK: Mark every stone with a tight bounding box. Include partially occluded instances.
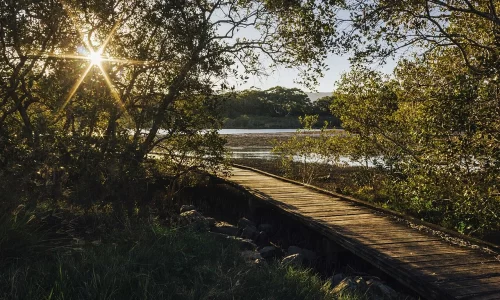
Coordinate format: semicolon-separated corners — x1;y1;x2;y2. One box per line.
367;280;399;300
287;246;303;256
240;225;258;240
241;250;265;265
179;210;208;230
281;253;304;267
302;249;318;265
258;246;277;259
257;223;274;234
331;277;368;295
227;236;257;251
253;257;267;266
211;225;239;236
354;276;369;292
180;205;195;213
331;273;345;287
179;210;203;223
204;217;216;227
255;231;269;246
238;217;255;229
286;246;317;265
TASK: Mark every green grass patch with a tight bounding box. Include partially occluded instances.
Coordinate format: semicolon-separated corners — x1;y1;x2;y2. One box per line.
0;215;366;300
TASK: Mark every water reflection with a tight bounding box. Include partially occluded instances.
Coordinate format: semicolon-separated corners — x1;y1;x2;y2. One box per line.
228;147;381;167
229;147;279;159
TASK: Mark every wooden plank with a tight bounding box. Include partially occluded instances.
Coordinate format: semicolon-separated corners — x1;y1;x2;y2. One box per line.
378;247;472;258
398;256;498;268
293;207;368;213
286;205;363;211
286;203;363;209
451;284;500;299
270;195;341;201
465;292;500;300
303;211;377;218
370;240;455;250
256;190;320;194
363;237;442;245
271;201;351;208
314;213;384;220
421;262;500;274
417;268;500;282
437;276;500;288
326;222;409;229
279;204;367;212
315;218;391;225
249;187;325;192
396;253;491;264
338;229;428;237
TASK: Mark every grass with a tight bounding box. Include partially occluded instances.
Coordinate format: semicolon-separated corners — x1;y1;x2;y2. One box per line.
0;211;367;300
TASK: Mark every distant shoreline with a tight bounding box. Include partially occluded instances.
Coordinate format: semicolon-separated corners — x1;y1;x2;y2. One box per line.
223;129;344;148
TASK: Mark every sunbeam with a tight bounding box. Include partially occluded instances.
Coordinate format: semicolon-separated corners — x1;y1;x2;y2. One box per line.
89;51;103;66
57;64;93;117
43;0;151;120
97;63;126;111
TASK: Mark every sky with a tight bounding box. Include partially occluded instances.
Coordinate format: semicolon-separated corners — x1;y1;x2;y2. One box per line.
216;6;399;93
230;54;397;93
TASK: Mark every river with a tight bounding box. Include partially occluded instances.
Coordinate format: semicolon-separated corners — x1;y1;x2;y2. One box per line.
218;129;319;134
222;129;379;167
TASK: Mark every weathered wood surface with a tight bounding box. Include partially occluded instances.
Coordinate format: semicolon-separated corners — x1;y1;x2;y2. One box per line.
224;166;500;300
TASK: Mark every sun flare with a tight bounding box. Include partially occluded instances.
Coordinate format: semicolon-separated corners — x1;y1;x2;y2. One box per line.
89;51;103;66
50;4;150;118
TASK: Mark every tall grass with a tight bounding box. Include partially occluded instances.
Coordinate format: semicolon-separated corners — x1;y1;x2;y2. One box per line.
0;214;366;300
0;211;58;266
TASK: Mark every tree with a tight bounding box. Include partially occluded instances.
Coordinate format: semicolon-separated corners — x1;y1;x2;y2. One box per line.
0;0;341;208
262;86;312;116
327;54;500;234
311;95;334;115
339;0;500;73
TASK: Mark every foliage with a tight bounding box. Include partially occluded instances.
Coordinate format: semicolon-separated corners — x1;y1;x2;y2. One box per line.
0;0;339;210
263;86;312;116
273;115;341;183
311;96;336;116
223;114;304;129
222;86;311;118
269;0;500;236
220;87;340;128
334;43;500;233
338;0;500;71
277;55;500;234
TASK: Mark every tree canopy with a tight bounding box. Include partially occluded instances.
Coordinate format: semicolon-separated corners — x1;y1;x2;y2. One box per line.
274;0;500;235
0;0;340;209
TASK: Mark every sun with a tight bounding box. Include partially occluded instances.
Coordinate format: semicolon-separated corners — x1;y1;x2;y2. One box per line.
88;51;103;66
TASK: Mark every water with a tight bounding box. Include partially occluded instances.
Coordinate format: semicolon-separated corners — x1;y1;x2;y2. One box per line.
138;128;320;136
228;146;382;167
229;147;280;159
218;128;319;134
147;128;378;167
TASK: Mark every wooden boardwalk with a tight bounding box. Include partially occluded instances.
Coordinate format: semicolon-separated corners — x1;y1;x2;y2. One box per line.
224;166;500;300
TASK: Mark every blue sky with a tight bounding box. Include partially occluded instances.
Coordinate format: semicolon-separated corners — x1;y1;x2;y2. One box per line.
230;53;397;93
216;7;398;93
